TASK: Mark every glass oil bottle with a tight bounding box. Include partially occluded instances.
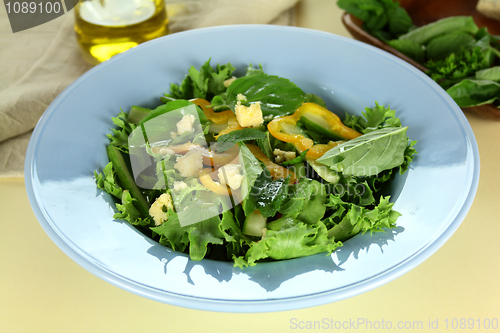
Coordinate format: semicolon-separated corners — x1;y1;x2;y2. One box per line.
74;0;168;64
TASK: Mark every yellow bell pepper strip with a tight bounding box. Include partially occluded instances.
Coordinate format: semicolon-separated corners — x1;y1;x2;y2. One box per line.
267;103;361;159
198;168;243;203
199;168;230;195
214;114;243;139
190;98;234;124
267;116;314;152
246;144;297;183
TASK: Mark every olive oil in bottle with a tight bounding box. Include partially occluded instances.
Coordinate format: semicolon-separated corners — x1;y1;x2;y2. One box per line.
74;0;168;64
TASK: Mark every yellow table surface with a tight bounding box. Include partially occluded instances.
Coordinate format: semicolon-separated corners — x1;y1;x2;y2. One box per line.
2;1;499;332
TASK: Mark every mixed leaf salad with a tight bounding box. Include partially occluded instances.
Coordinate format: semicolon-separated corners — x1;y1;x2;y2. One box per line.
95;59;417;267
338;0;500;108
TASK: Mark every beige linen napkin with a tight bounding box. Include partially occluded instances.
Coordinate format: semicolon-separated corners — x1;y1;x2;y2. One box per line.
0;0;298;178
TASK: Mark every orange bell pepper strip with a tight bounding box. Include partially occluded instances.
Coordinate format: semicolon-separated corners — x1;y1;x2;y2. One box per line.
306;141;343;160
190;98;234;124
246;144;296;183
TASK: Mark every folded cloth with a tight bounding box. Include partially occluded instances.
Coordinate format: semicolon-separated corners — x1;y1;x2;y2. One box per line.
0;0;298;178
0;11;93;178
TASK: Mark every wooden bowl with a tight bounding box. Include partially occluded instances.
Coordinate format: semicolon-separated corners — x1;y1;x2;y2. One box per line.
342;0;500;120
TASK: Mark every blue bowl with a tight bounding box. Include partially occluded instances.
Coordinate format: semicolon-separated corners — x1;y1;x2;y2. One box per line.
25;25;479;312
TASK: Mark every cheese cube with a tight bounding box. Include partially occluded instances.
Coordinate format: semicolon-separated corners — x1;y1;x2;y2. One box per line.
223;76;237;88
236;93;247;102
149;193;174;226
218;164;245;190
173;181;189;192
273;149;296;163
174;149;203;177
176;114;196;135
235;101;264;128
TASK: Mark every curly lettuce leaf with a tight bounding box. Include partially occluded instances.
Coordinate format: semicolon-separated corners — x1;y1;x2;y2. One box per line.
343;101;401;134
95;162;123;199
167;59;236;100
325;195;400;242
152;209;240;261
107;110;136;152
245;63;265;76
425;47;491;87
114;190;152;227
234;221;342;267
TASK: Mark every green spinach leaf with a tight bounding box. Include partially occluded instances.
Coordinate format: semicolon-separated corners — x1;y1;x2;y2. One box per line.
425;32;476;61
316;126;409;177
219;74;306;116
398;16;478;45
446;79;500;107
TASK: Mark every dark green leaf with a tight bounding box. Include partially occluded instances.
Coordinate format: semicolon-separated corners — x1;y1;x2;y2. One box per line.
255;176;290;218
217;128;267;145
224;74;306;116
426;32;475;61
446;79;500;107
387;39;425;63
399;16;478;45
278;178;312;217
385;2;413;36
255;131;274;161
